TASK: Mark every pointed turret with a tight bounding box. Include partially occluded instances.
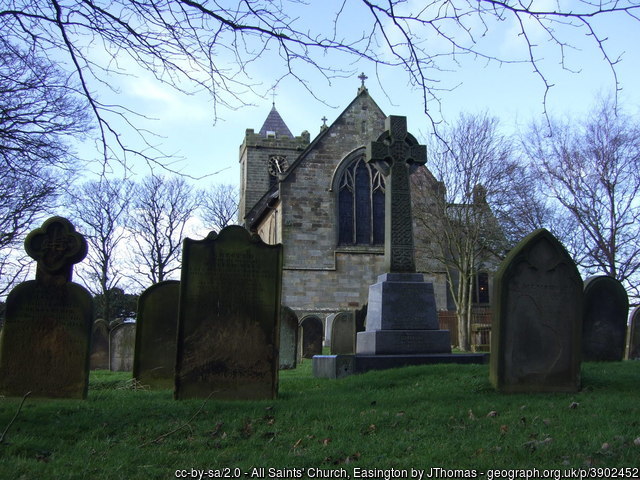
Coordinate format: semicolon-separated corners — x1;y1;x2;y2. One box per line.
259;104;293;138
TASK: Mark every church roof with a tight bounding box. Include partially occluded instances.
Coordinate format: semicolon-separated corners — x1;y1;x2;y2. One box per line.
259;104;293;138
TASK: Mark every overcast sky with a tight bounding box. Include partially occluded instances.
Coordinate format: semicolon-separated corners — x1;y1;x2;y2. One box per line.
75;2;640;189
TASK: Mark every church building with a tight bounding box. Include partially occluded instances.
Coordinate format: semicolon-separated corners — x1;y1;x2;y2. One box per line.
239;82;456;320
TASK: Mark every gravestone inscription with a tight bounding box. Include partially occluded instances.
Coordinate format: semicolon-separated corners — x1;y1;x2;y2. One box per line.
174;226;282;400
279;306;298;370
582;275;628;362
490;229;583;393
133;280;180;388
0;217;93;399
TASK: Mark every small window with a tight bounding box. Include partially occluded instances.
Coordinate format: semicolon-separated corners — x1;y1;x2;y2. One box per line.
473;272;490;304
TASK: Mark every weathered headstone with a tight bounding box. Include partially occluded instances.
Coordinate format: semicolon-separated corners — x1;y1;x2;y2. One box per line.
110;322;136;372
354;304;367;333
324;313;337;348
627;306;640;360
0;217;93;399
90;319;110;370
490;229;583;393
279;306;298;370
582;275;628;362
174;226;282;400
330;311;356;355
300;315;323;358
133;280;180;388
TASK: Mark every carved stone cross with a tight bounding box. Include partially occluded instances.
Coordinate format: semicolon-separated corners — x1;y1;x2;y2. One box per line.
24;216;88;285
367;116;426;273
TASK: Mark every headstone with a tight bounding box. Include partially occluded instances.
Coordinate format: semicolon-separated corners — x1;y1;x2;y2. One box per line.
300;315;323;358
324;313;337;348
133;280;180;388
627;306;640;360
582;275;628;361
174;226;282;400
110;322;136;372
90;319;110;370
330;311;356;354
354;304;367;333
490;229;583;393
279;306;298;370
0;216;93;399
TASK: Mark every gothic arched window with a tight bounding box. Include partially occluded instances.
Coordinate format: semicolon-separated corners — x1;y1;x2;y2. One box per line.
338;155;385;245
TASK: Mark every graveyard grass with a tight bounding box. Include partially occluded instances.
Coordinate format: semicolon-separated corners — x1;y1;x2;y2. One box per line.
1;361;639;479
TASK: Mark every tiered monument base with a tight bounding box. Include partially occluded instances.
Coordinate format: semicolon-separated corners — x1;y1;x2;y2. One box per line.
313;273;488;379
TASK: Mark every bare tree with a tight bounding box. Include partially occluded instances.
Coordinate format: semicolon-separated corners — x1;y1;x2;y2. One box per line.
1;1;636;168
0;40;88;295
527;97;640;300
413;112;516;350
68;178;133;323
128;174;197;286
198;183;239;232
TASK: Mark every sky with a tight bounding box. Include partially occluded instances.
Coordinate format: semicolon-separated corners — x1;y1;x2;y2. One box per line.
74;1;640;190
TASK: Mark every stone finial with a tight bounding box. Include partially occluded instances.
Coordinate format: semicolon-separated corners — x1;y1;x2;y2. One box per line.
24;216;88;285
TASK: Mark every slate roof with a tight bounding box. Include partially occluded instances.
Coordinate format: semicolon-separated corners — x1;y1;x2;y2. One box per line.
259;104;294;138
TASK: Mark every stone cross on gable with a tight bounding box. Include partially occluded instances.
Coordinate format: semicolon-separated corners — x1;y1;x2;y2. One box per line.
367;116;426;273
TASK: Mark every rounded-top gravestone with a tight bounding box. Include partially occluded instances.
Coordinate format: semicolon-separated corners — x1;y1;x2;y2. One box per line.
0;217;93;399
582;275;628;362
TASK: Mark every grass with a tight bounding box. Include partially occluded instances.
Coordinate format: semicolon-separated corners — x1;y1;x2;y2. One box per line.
1;360;639;479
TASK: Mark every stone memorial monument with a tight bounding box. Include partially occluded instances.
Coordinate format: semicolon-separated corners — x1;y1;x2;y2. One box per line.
0;217;93;399
109;322;136;371
174;226;282;400
133;280;180;388
626;306;640;360
314;116;486;378
300;315;323;358
330;311;356;355
582;275;628;362
90;319;110;370
490;228;583;393
279;306;298;370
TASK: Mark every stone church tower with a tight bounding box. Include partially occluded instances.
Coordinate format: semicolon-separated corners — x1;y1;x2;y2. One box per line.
239;84;452;320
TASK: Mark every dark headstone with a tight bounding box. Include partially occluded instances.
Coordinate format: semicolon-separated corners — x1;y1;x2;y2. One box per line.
300;315;323;358
174;226;282;400
279;306;298;370
490;229;583;393
0;217;93;399
90;319;110;370
354;304;367;332
628;306;640;360
330;311;356;355
582;275;628;361
110;322;136;372
133;281;180;388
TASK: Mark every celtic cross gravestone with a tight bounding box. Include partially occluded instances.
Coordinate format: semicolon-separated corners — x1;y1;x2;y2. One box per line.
357;116;450;356
0;217;93;399
367;115;426;273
